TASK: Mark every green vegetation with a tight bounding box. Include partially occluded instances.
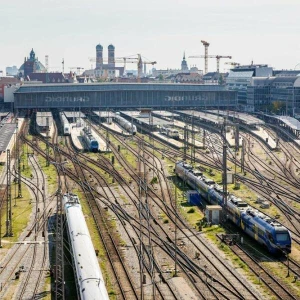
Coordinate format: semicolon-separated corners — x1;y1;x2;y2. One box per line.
1;183;32;247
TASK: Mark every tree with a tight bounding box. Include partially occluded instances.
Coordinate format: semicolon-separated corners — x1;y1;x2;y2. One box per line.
270;101;285;113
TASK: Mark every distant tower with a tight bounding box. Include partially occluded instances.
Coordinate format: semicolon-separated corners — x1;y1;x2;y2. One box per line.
181;52;188;72
96;44;103;69
108;44;115;67
24;48;36;77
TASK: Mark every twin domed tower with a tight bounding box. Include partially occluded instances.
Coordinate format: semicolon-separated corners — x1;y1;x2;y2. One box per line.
96;44;115;69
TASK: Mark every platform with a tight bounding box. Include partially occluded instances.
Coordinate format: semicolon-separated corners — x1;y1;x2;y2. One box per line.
250;127;277;149
0;118;25;164
152;110;180;119
177;110;228;126
70;124;84;151
174;120;199;132
70;123;110;152
226;129;242;147
101;122;131;136
153;132;184;149
91;128;109;152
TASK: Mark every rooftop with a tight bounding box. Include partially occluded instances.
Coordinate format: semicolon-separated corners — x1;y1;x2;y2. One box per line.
14;82;229;94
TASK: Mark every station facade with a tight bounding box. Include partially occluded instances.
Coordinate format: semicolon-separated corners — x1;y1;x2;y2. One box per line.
14;83;237;109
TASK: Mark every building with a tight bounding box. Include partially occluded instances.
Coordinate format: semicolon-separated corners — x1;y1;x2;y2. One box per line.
166;72;203;84
151;53;203;80
18;49;46;78
6;66;18;76
247;76;300;115
85;44;124;79
0;77;20;100
26;72;66;83
226;64;273;111
13;83;237;109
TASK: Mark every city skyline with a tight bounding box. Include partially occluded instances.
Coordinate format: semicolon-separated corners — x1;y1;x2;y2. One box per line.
1;0;300;74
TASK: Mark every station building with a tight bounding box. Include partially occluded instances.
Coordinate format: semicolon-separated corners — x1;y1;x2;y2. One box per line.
13;83;237;110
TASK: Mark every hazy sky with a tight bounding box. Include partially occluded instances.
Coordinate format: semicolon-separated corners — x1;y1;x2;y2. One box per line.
1;0;300;74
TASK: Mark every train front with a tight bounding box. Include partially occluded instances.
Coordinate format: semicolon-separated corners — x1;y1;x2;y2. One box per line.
272;227;291;254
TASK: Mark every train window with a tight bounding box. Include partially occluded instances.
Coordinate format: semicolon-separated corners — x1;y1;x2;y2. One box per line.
276;232;289;242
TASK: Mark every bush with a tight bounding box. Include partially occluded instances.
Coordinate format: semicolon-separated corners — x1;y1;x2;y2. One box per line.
150;177;158;185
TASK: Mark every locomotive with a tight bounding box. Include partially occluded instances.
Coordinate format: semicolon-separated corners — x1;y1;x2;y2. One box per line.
80;127;99;152
63;193;109;300
161;125;180;140
175;161;291;254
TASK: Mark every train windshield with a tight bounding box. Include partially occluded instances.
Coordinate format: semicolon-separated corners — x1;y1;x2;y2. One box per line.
276;232;290;242
91;141;98;147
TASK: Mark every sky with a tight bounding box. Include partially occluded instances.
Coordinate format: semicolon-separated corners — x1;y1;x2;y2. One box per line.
1;0;300;74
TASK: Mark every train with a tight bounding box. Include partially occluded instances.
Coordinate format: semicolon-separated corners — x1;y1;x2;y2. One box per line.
160;125;180;140
63;193;109;300
175;161;291;254
114;115;137;135
59;112;70;135
80;127;99;152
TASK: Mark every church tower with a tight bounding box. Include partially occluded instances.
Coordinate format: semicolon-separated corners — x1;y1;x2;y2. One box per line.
181;52;188;72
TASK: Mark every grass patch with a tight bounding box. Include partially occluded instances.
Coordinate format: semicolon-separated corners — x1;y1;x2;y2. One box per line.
1;183;32;247
203;225;274;299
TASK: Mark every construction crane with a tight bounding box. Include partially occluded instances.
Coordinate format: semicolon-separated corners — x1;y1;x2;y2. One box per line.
89;54;156;81
69;67;84;75
189;55;232;73
201;40;210;74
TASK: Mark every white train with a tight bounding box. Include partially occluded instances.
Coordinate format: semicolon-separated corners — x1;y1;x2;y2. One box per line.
114;115;137;135
63;193;109;300
161;125;179;139
59;112;70;135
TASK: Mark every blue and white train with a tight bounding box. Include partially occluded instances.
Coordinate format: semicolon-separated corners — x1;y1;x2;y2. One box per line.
114;115;137;135
63;193;109;300
59;112;70;135
80;127;99;152
175;161;291;254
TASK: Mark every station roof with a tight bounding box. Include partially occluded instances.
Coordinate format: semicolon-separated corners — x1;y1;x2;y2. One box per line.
207;110;265;126
272;115;300;130
177;110;228;125
152;110;180;118
37;112;52;117
121;111;171;127
93;111;115;117
36;112;53;127
64;111;86;118
0;124;16;152
14;83;229;94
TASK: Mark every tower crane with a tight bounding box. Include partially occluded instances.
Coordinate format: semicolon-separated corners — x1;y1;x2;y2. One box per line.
201;40;210;74
189;55;232;73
